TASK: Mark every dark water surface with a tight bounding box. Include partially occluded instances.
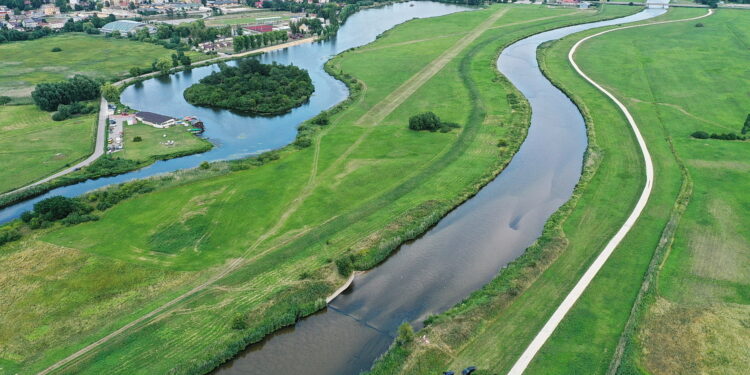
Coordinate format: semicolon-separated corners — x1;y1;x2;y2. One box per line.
0;1;472;224
213;6;666;375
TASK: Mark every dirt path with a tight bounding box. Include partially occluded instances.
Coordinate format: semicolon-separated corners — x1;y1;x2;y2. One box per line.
507;8;714;375
37;8;509;375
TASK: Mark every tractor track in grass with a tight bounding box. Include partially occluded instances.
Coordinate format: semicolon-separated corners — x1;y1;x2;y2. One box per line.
37;7;509;375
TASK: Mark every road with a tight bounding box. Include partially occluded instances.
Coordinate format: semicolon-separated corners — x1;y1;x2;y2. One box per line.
0;97;108;198
506;8;713;375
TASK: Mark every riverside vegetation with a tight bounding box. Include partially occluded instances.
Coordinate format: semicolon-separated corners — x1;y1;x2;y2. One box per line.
0;4;641;375
183;59;314;114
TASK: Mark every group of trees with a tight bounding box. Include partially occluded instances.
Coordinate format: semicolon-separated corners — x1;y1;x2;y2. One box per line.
183;58;314;115
31;75;100;112
232;30;288;53
408;112;460;133
690;113;750;141
20;196;98;228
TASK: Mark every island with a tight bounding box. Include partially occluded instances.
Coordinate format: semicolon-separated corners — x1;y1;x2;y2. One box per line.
183;59;314;115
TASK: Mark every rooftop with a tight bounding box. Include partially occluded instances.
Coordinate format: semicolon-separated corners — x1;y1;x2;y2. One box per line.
101;20;146;33
136;111;176;124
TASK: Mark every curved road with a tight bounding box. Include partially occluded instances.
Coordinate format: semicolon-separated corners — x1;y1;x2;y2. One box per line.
507;8;713;375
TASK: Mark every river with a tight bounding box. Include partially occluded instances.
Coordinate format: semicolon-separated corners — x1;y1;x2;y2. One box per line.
212;5;667;375
0;1;474;224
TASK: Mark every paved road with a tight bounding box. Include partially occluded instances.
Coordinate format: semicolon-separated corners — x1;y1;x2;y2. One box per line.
507;8;713;375
0;97;108;198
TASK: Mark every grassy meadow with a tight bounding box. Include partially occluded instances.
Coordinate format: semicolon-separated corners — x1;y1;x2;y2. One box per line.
0;5;636;374
558;8;750;375
0;105;96;194
204;11;297;26
0;33;206;99
118;122;212;162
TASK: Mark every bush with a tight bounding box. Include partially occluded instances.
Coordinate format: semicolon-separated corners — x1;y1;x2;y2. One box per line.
133;136;143;142
335;254;354;276
497;138;508;147
408;111;442;131
695;23;704;28
0;229;21;247
0;96;10;105
199;161;210;169
395;322;414;346
311;113;329;125
293;137;312;149
51;47;62;52
691;130;709;139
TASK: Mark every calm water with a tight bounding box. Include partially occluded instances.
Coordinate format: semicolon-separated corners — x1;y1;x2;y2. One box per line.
0;1;473;224
213;6;666;375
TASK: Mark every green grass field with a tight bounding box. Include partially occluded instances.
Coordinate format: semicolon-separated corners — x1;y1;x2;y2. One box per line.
0;105;96;194
118;122;211;162
0;5;641;375
0;33;206;99
558;8;750;375
204;11;296;26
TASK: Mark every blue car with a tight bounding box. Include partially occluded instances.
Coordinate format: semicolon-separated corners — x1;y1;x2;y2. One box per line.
462;366;477;375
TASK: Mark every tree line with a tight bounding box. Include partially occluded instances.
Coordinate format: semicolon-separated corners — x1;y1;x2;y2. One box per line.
232;30;288;53
690;114;750;141
183;58;314;115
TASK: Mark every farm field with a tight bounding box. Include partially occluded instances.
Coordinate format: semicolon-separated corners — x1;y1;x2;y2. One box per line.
552;8;750;375
118;122;212;163
0;105;96;194
0;5;639;375
366;7;717;375
0;33;206;99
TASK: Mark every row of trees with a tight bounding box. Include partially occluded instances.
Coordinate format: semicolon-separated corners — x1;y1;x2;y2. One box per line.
232;30;288;53
183;58;314;115
31;75;100;112
690;114;750;141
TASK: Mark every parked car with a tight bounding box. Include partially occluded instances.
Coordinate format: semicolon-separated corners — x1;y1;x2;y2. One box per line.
462;367;477;375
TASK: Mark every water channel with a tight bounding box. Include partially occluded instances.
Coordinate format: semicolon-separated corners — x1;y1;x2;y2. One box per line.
213;5;667;375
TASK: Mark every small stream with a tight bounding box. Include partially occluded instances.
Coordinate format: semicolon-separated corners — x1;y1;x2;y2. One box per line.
212;5;667;375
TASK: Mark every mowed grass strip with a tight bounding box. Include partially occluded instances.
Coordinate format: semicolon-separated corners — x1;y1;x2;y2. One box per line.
0;5;639;375
551;9;750;375
0;33;206;98
0;105;96;194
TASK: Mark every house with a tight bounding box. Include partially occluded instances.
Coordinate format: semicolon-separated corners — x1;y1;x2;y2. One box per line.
579;1;590;8
0;6;12;19
40;4;61;16
21;18;38;28
135;111;177;128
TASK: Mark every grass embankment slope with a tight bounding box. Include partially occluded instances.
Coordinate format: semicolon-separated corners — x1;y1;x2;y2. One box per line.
366;8;700;375
547;8;750;375
0;105;96;193
0;33;205;99
0;5;632;375
118;123;211;163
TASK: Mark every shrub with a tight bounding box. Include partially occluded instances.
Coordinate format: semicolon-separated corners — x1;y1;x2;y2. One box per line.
408;111;442;131
199;161;210;169
497;138;509;147
695;23;704;28
395;322;415;346
51;47;62;52
0;229;21;247
0;96;11;105
335;254;354;276
691;131;709;139
293;137;312;149
311;113;329;125
133;136;143;142
742;114;750;135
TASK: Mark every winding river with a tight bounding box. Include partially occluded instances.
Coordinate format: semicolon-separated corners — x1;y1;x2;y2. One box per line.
4;2;667;374
213;5;667;375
